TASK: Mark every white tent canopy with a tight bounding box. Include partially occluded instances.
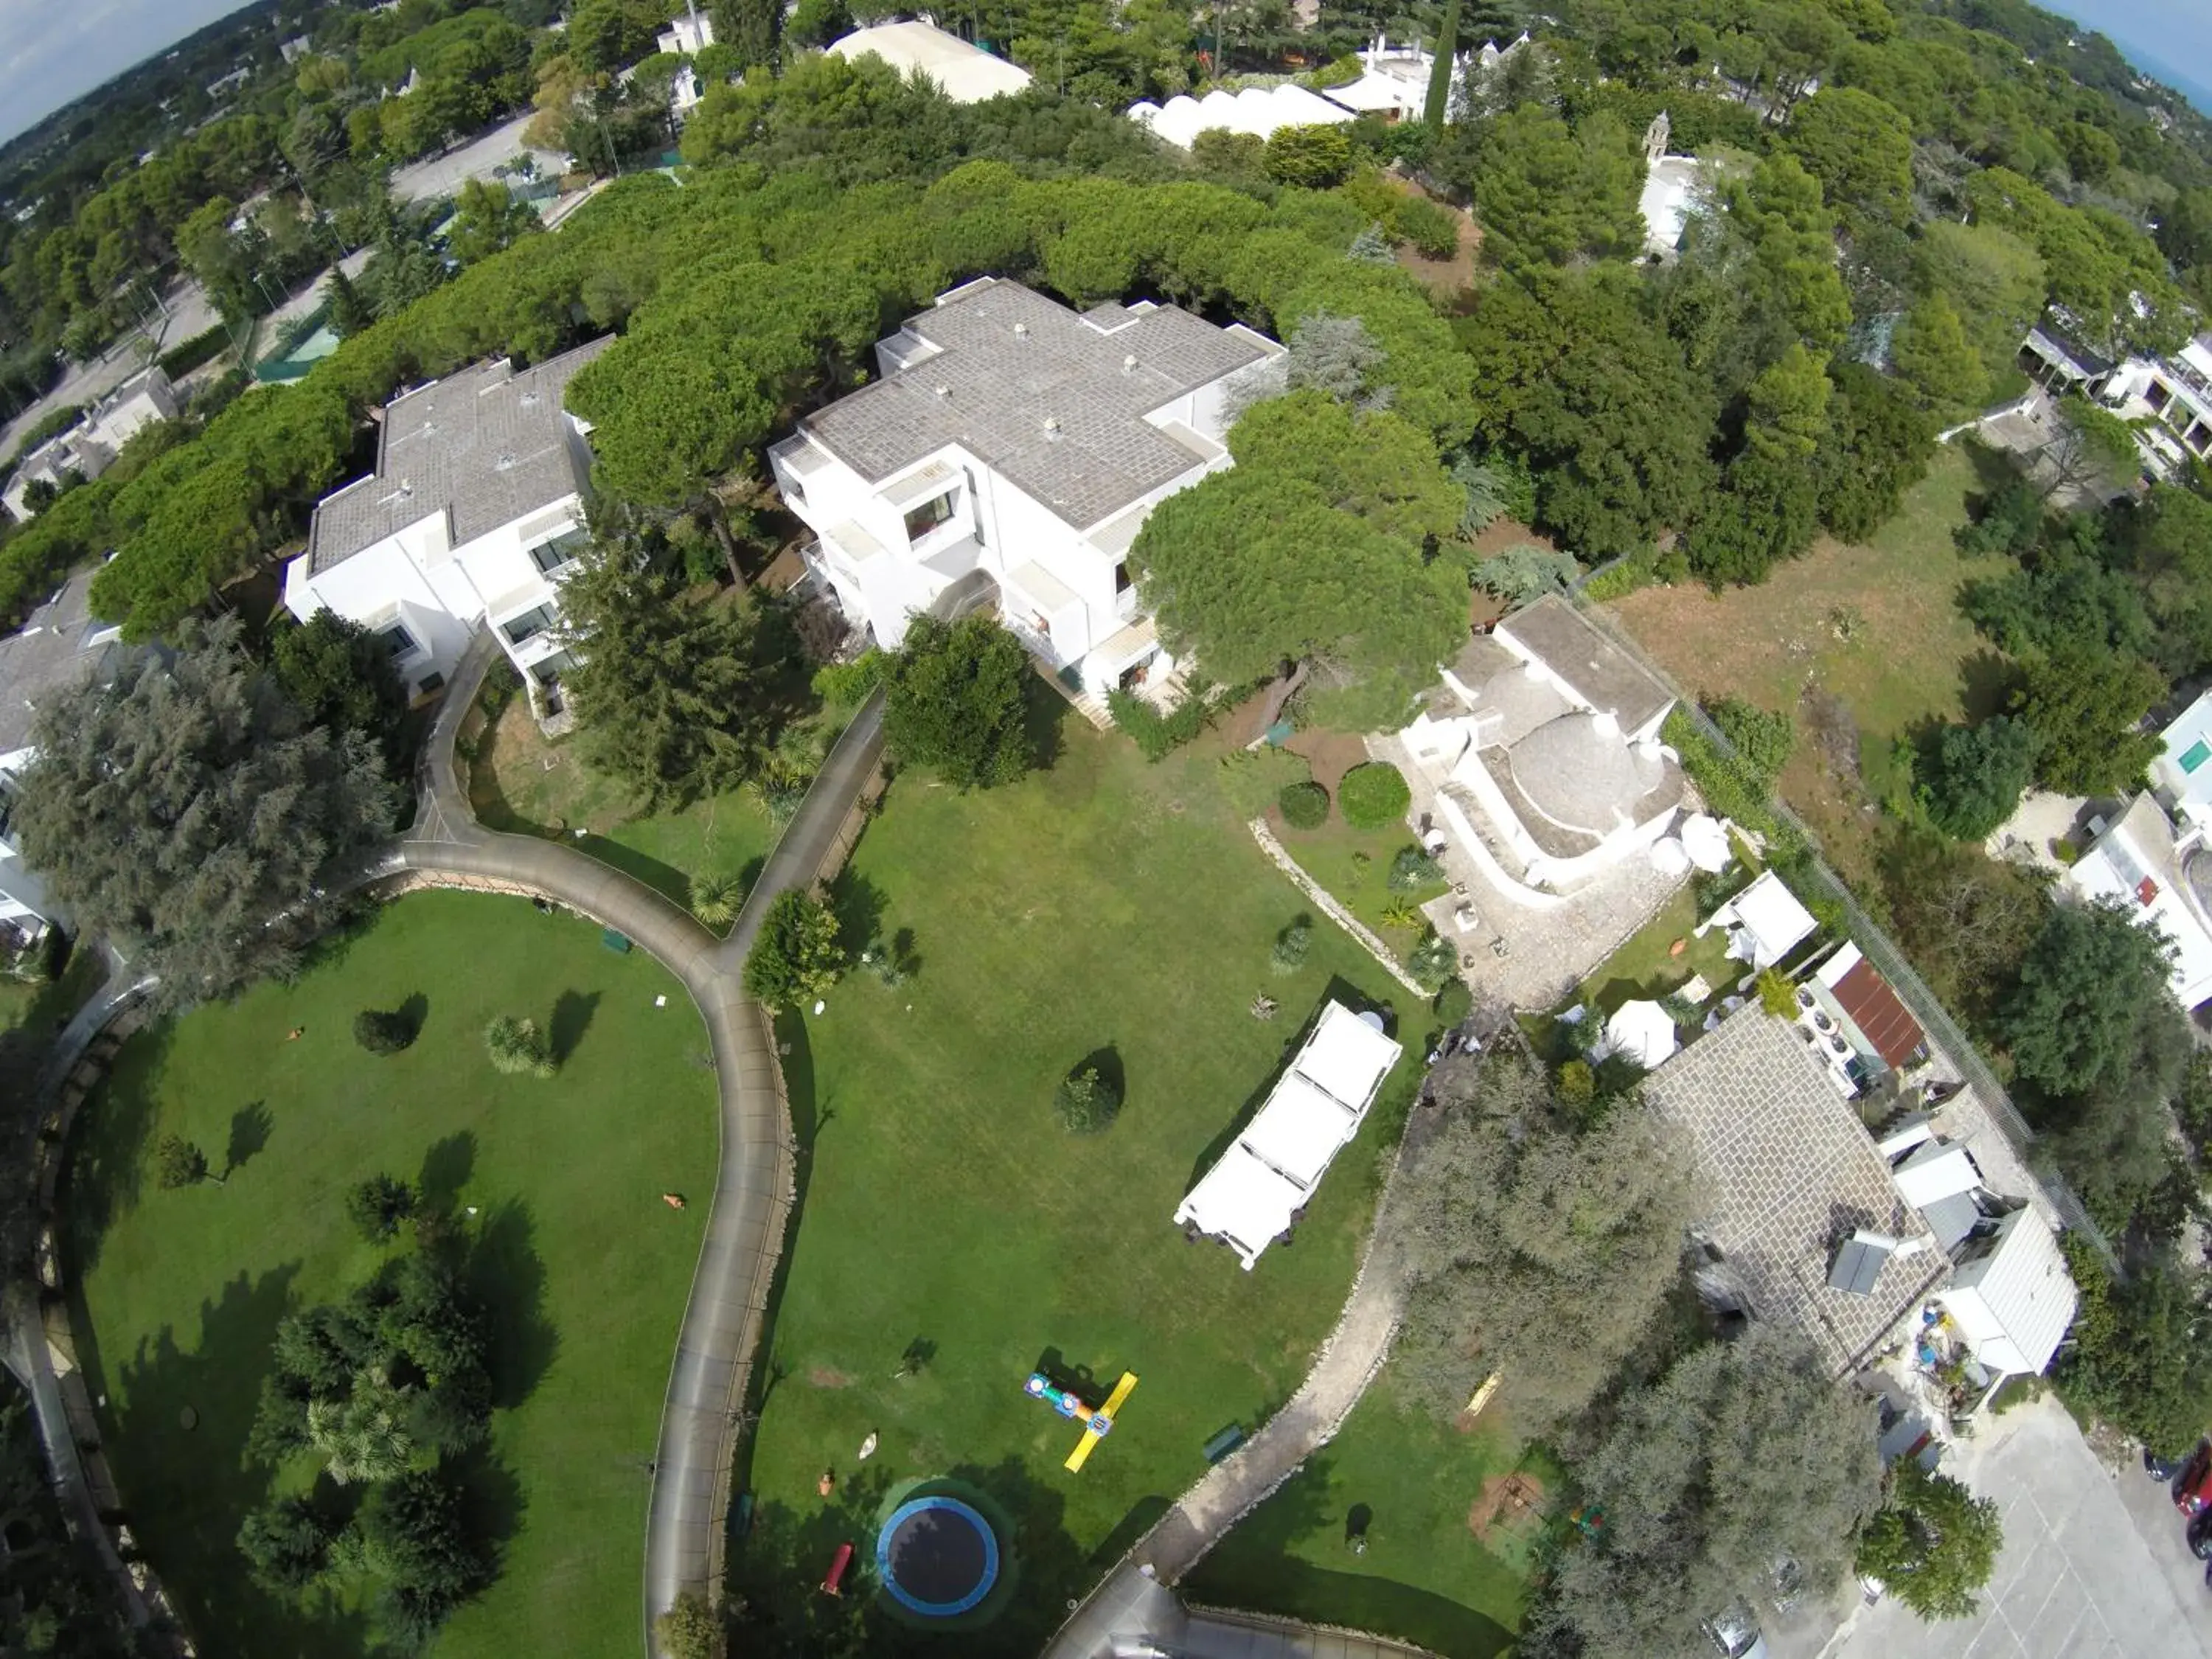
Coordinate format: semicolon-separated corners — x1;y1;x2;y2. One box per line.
1704;869;1816;968
1680;813;1731;872
1127;84;1352;150
1175;1002;1402;1270
1601;999;1679;1070
828;21;1033;102
1649;837;1691;877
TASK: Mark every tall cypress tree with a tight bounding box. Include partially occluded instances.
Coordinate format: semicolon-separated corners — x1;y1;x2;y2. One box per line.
1425;0;1461;128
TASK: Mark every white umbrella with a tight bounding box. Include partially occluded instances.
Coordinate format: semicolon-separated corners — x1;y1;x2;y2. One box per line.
1650;837;1691;877
1604;999;1679;1070
1680;814;1731;873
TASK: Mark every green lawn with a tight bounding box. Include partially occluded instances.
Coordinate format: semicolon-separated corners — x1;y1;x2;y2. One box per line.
728;717;1445;1655
63;893;717;1658
1186;1387;1553;1658
468;694;776;911
0;939;104;1072
1273;807;1452;959
1576;885;1741;1015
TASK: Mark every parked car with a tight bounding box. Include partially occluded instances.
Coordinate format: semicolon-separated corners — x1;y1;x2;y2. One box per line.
2189;1506;2212;1561
2175;1444;2212;1515
1703;1604;1770;1659
2149;1445;2194;1484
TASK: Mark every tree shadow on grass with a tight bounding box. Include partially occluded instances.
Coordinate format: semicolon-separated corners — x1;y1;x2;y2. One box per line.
225;1101;274;1178
832;872;890;958
418;1131;476;1214
1184;1453;1517;1658
549;990;599;1065
1024;673;1072;776
460;1200;558;1411
89;1264;378;1658
1959;647;2025;723
577;835;693;910
58;1018;176;1279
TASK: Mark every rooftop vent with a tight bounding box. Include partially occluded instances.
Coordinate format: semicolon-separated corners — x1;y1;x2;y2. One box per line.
934;384;952;400
1043;415;1062;439
495;452;516;471
1014;321;1030;338
520;390;541;407
1123;353;1138;372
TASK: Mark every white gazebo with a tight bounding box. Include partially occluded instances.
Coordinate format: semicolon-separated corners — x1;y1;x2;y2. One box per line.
1699;869;1817;969
1601;999;1679;1070
1175;1002;1402;1270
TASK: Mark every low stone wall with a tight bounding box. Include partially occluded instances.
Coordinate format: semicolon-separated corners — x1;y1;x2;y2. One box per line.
1248;818;1429;998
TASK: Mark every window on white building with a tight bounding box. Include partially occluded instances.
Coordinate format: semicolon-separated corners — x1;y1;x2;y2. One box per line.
501;604;557;646
530;530;587;574
378;622;420;661
903;490;956;543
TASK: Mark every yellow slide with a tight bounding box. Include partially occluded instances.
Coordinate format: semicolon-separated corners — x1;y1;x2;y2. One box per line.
1062;1371;1139;1473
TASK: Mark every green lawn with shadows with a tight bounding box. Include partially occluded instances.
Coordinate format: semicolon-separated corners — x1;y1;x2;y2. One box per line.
467;692;777;912
62;892;717;1658
727;717;1425;1655
1185;1387;1554;1657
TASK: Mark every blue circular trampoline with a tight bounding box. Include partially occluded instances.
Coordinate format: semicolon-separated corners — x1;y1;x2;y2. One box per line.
876;1494;1000;1617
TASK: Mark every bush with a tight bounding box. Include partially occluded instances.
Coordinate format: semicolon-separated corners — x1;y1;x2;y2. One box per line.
347;1174;417;1242
239;1496;338;1593
1107;680;1225;762
1391;194;1461;258
1270;917;1313;975
741;890;845;1010
1433;978;1473;1024
1338;762;1411;830
1555;1058;1596;1115
354;1007;417;1054
810;650;883;706
1054;1064;1122;1133
654;1592;722;1659
156;1134;208;1189
483;1015;555;1078
1388;845;1443;891
1279;779;1329;829
1407;928;1456;991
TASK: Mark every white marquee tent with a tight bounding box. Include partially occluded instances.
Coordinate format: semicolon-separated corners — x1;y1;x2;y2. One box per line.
827;21;1033;102
1601;999;1679;1070
1127;84;1352;151
1175;1001;1402;1270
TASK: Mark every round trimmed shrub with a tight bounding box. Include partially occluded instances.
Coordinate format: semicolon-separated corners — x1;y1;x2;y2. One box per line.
1054;1065;1122;1133
1339;762;1411;830
353;1007;415;1055
1278;779;1329;829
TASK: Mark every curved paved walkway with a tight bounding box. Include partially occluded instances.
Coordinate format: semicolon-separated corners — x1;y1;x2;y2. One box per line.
390;633;883;1655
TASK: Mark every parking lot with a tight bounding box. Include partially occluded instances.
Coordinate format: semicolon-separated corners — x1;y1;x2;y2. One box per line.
1827;1395;2207;1659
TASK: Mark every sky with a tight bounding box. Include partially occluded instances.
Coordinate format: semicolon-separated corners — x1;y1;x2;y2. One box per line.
2036;0;2212;116
0;0;246;149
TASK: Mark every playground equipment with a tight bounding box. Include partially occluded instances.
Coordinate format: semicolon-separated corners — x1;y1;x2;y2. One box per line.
821;1541;854;1596
1023;1369;1138;1472
876;1494;1001;1618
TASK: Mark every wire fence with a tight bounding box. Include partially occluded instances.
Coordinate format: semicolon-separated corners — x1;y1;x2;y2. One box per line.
1564;589;2121;1272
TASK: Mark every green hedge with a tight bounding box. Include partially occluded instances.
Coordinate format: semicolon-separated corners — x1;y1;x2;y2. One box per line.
158;326;231;382
1107;679;1230;762
1338;762;1411;830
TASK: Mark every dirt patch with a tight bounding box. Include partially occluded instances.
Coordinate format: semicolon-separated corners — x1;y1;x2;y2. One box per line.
1467;1471;1548;1545
807;1366;855;1389
1284;728;1372;797
1391;181;1482;302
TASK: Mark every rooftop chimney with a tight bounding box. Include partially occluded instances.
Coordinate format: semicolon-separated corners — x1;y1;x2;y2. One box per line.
1014;321;1030;338
1123;353;1138;372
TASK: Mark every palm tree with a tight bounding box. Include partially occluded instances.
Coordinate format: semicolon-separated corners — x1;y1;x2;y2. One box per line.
1380;897;1424;930
691;872;745;929
307;1388;412;1485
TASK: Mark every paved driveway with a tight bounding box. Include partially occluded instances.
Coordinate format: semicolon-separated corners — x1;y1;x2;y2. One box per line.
1829;1397;2208;1659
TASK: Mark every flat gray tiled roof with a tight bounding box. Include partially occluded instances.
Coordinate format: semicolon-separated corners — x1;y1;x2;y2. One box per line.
801;279;1273;532
1499;594;1674;736
1643;1010;1945;1377
0;568;126;757
307;337;610;574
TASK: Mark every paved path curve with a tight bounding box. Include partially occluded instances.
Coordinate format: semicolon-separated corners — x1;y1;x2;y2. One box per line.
389;632;883;1655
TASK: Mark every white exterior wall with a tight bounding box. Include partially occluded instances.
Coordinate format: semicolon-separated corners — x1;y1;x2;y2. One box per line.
284;494;587;703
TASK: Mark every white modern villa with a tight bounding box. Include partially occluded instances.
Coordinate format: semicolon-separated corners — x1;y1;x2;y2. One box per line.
283;339;609;720
770;277;1284;702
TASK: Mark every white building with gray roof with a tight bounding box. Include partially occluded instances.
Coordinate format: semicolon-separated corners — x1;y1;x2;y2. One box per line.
283;339;609;718
0;568;135;939
769;277;1284;701
1400;594;1686;893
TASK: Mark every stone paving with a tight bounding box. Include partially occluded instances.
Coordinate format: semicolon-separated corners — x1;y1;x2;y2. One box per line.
1366;731;1689;1011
